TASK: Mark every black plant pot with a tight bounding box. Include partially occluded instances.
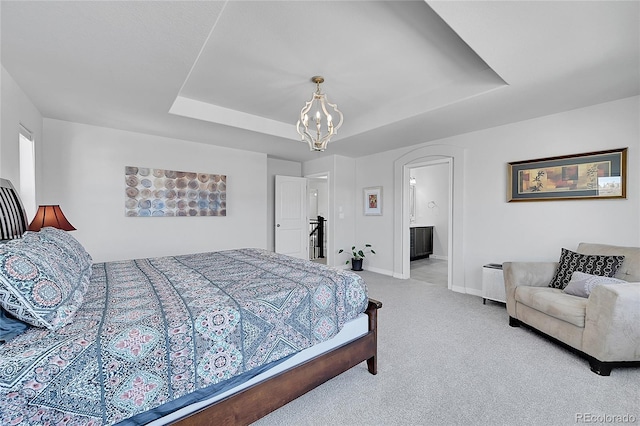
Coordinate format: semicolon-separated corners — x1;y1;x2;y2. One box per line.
351;258;363;271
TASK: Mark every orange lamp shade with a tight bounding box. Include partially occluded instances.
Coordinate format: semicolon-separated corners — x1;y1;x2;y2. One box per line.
28;205;76;232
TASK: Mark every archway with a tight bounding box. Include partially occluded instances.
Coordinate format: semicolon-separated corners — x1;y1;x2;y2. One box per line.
393;144;465;292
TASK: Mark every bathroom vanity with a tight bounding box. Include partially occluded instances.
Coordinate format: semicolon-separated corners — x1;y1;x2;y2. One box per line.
410;225;433;260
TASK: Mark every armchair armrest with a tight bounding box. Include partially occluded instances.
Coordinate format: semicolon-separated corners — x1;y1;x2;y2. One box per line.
583;282;640;362
502;261;558;317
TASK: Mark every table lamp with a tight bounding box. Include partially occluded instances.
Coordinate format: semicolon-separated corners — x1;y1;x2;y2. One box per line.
28;205;76;231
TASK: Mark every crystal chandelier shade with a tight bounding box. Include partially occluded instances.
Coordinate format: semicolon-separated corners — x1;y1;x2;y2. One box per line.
296;76;344;152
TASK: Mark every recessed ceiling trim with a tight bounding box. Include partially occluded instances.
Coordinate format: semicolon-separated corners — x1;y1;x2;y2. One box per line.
344;68;507;139
170;66;507;144
169;96;296;140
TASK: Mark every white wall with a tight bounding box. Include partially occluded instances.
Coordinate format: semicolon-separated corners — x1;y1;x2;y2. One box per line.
266;158;302;251
1;66;43;200
356;96;640;293
351;152;395;275
411;162;449;258
41;119;268;262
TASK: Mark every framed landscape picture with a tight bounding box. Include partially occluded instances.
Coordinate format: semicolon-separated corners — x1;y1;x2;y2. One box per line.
507;148;627;202
364;186;382;215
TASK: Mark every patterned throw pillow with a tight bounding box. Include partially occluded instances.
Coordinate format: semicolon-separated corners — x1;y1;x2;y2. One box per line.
0;231;89;329
563;271;627;298
548;248;625;289
37;227;93;273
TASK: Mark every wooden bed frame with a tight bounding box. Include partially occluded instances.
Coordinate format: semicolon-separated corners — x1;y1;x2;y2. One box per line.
173;298;382;425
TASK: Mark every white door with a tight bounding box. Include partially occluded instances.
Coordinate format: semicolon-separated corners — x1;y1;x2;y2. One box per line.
275;175;308;260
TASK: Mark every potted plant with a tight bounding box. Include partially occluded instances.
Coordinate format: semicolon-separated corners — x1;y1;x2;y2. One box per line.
338;244;375;271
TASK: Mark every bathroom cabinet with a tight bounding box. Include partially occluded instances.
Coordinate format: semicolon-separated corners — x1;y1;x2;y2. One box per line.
410;226;433;260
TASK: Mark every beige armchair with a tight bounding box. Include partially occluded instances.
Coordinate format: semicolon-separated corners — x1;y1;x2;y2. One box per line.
503;243;640;375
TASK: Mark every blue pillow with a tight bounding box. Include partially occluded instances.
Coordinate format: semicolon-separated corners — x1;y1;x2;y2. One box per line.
0;308;28;342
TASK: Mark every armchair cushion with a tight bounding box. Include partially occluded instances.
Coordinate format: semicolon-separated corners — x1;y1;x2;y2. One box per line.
515;286;587;327
563;271;627;298
548;248;625;289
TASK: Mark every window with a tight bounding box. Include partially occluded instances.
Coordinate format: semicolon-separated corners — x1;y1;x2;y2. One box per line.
19;125;36;221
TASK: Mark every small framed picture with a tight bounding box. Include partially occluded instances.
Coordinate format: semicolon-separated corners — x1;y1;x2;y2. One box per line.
364;186;382;216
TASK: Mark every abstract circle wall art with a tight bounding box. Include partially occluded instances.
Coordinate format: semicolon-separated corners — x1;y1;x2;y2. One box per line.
125;166;227;217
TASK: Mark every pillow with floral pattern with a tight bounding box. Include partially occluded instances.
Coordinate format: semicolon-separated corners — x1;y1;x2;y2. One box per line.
0;232;87;329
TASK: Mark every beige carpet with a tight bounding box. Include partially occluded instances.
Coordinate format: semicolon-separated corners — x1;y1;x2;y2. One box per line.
254;270;639;425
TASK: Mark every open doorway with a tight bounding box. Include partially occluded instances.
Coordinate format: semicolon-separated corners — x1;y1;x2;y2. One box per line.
306;173;329;265
408;160;450;286
394;144;464;291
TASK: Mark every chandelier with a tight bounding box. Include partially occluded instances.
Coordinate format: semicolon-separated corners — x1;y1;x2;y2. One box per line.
296;76;344;152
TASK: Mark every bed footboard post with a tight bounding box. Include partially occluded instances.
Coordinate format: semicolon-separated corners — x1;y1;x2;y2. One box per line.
366;298;382;375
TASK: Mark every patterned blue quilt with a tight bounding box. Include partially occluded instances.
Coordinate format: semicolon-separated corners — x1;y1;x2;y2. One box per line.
0;249;368;425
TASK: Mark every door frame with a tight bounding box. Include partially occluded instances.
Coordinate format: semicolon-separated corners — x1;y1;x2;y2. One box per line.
305;171;331;265
393;145;465;292
407;158;452;288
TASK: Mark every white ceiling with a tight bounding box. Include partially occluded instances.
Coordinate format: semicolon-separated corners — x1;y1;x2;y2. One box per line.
2;1;638;163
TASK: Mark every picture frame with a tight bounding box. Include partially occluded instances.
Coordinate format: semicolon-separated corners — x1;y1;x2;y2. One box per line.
507;148;627;202
364;186;382;215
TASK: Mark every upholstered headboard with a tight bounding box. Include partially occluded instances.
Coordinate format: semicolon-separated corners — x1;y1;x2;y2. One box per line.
0;178;28;240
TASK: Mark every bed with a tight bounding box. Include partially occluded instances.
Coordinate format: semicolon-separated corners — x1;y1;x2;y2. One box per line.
0;180;381;425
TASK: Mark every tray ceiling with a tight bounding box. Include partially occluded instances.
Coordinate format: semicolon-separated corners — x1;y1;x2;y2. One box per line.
1;1;638;162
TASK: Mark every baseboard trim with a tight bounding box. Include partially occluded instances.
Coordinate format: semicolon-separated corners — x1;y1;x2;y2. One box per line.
430;254;448;261
451;285;482;298
464;287;482;298
365;266;394;277
337;264;395;278
451;284;466;294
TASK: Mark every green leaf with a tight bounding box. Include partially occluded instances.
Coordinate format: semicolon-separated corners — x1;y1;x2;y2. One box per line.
371;250;376;254
365;244;372;248
338;249;344;254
